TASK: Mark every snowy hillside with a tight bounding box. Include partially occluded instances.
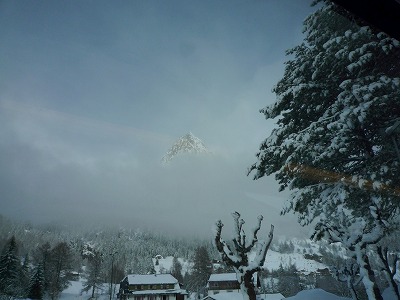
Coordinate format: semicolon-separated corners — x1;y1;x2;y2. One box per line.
261;250;327;274
152;250;327;277
153;255;192;275
162;132;210;163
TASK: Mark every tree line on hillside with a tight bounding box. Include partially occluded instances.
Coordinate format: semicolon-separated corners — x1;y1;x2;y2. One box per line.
2;213;400;300
0;222;219;300
0;236;74;300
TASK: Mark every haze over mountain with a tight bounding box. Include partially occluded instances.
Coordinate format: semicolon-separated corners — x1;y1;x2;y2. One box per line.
0;0;316;239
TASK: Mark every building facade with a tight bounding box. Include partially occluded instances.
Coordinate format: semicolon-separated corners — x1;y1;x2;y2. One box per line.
119;274;188;300
207;273;241;295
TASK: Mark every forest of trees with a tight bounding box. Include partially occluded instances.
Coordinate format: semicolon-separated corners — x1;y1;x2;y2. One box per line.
0;214;218;300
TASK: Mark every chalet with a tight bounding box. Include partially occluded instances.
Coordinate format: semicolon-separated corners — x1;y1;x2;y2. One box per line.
207;273;240;295
207;273;261;296
119;274;188;300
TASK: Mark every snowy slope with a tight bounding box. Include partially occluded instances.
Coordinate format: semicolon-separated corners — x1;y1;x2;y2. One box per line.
162;132;210;163
153;255;192;275
153;251;327;277
251;250;328;274
60;280;112;300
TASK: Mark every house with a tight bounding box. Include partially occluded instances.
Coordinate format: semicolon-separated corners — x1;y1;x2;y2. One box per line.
207;273;260;296
119;274;188;300
207;273;240;295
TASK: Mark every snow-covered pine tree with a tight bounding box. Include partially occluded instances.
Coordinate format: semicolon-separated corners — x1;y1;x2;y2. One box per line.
28;263;45;300
186;245;212;297
276;263;301;297
19;253;31;298
214;212;274;300
249;1;400;299
81;248;103;299
0;236;22;298
170;255;184;283
33;242;52;295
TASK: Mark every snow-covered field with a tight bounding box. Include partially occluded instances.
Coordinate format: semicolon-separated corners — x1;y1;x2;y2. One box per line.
154;250;327;276
261;250;327;274
60;280;113;300
153;255;192;275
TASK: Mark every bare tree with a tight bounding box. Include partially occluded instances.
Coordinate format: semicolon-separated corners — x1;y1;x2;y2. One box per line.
214;212;274;300
376;245;400;300
331;259;362;300
313;204;387;300
47;242;73;300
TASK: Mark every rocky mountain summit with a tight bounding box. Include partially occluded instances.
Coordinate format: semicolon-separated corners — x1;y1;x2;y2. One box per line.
162;132;210;163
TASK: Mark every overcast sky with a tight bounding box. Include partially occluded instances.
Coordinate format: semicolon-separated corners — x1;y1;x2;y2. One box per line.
0;0;316;238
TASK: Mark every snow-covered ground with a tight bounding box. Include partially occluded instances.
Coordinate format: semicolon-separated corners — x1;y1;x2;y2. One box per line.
284;289;351;300
60;280;115;300
285;288;398;300
261;250;327;274
153;255;192;275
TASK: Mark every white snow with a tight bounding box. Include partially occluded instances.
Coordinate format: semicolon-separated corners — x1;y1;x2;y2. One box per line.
126;273;177;285
153;255;191;275
209;273;238;282
253;250;328;274
285;289;350;300
59;279;111;300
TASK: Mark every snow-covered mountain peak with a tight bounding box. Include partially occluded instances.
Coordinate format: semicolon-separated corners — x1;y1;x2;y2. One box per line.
162;132;210;164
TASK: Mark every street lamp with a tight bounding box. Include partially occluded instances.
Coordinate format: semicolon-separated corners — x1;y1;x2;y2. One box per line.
109;251;118;300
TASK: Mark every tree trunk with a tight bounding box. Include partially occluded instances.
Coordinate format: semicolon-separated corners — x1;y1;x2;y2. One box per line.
91;285;95;299
356;251;383;300
383;271;400;300
348;283;359;300
239;272;256;300
377;246;400;300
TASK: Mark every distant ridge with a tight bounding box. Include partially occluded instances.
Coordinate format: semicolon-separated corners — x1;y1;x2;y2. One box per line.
161;132;210;164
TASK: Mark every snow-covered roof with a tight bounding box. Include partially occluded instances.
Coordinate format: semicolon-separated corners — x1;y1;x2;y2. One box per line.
208;273;237;282
126;274;178;285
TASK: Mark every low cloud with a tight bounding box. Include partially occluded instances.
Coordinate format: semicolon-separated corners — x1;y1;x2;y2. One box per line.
0;100;305;238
